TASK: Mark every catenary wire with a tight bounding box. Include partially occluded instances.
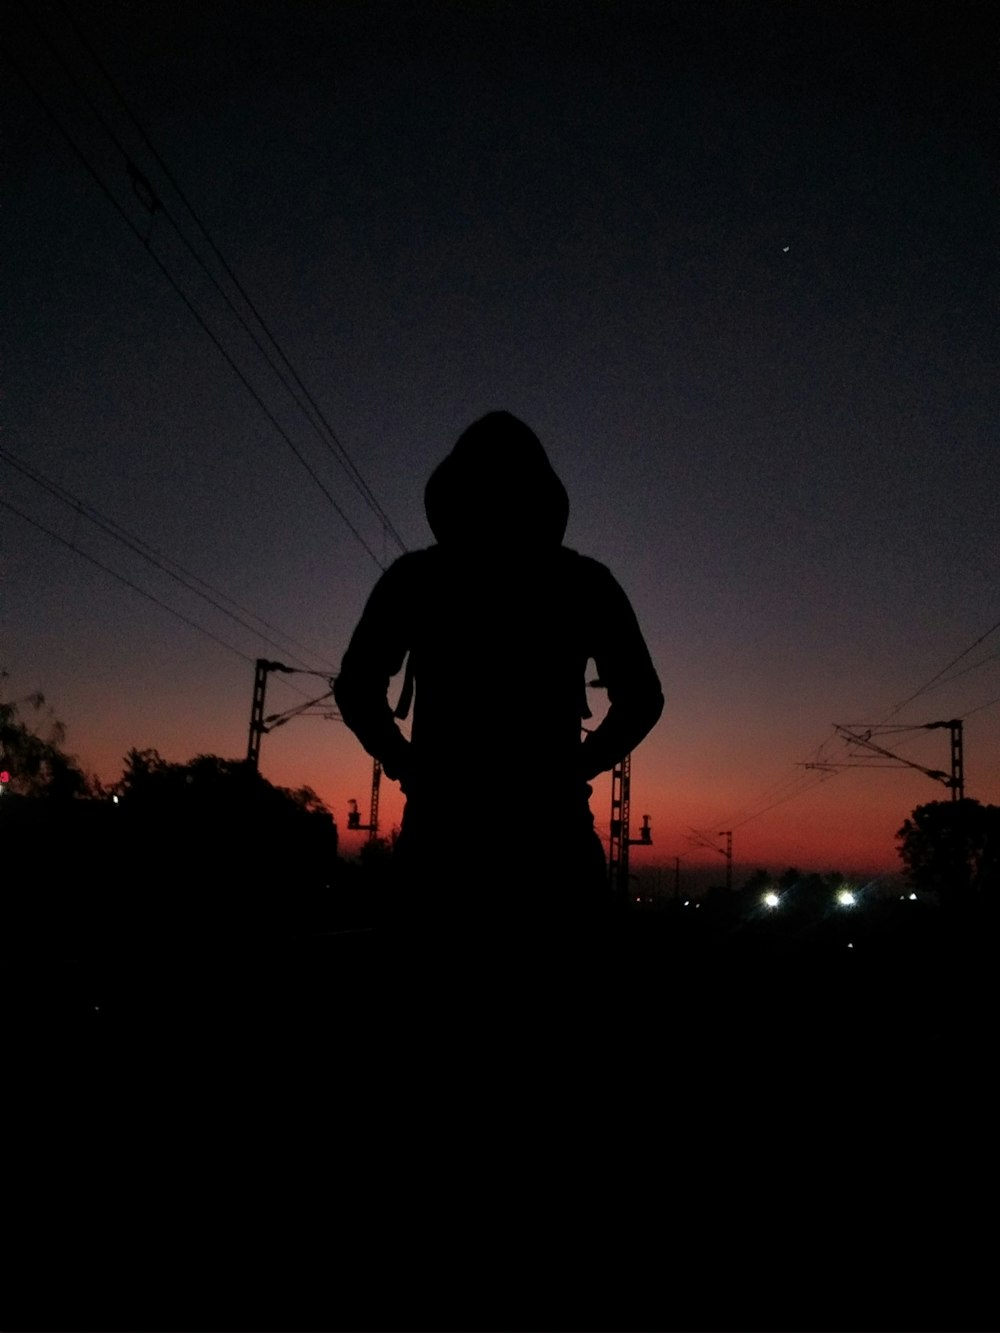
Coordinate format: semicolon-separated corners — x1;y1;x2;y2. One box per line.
710;621;1000;837
878;617;1000;725
50;0;407;554
0;444;338;675
3;38;388;572
2;496;258;666
39;1;407;555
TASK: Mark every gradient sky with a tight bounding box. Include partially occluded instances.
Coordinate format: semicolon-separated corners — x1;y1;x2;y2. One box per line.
4;0;997;882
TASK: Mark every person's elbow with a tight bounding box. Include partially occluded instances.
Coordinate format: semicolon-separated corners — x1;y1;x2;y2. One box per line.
332;670;351;716
641;681;665;736
332;664;371;729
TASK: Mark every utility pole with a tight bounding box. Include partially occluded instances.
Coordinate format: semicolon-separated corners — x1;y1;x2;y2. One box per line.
246;659;380;836
719;830;733;892
931;719;964;801
247;658;296;769
346;758;382;842
819;719;966;800
587;676;653;897
609;751;653;897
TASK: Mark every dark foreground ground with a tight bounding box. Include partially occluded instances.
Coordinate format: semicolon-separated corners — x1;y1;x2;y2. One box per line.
6;907;996;1333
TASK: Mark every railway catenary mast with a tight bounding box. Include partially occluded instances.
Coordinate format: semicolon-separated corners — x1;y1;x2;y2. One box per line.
817;719;966;801
246;658;380;839
589;672;654;897
608;750;653;897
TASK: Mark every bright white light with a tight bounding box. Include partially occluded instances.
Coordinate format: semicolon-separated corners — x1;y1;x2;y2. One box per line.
837;889;856;907
909;893;917;901
112;794;119;805
763;891;780;908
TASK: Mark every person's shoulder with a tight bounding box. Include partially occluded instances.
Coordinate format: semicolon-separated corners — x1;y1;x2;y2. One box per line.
360;548;438;612
557;547;617;588
378;546;438;582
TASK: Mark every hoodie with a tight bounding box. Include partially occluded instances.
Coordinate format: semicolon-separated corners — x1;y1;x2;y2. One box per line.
334;412;663;821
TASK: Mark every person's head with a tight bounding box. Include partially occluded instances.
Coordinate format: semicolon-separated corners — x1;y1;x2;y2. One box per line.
424;411;569;552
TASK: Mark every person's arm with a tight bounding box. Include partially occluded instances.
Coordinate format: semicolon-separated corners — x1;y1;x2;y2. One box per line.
578;563;663;781
333;556;416;783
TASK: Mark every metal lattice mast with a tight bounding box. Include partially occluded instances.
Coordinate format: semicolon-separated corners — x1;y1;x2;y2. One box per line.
368;758;381;840
609;752;653;896
347;759;382;840
247;659;270;768
825;719;967;800
247;658;294;768
935;719;964;800
720;830;733;892
609;752;631;894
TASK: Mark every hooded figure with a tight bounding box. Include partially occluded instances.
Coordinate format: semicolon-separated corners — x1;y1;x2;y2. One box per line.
334;411;663;930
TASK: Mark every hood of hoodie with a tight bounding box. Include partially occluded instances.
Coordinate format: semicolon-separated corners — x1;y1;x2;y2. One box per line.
424;411;569;550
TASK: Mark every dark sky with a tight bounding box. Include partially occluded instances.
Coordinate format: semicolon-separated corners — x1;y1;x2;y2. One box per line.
3;0;997;877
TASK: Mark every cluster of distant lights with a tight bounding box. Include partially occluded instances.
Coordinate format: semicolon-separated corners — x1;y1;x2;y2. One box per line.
676;884;914;910
680;881;922;955
756;885;916;909
681;884;920;911
755;885;861;909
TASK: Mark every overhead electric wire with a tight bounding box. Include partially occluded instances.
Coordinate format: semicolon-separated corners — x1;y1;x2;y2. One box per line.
3;35;388;573
725;768;845;832
54;0;408;557
1;495;346;716
711;618;1000;837
878;617;1000;725
1;496;257;666
264;693;342;730
918;650;1000;697
961;692;1000;721
707;728;850;832
50;0;407;556
0;444;337;675
36;0;408;557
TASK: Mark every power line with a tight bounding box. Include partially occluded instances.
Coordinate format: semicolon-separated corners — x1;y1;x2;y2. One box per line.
0;444;337;674
48;0;408;556
879;618;1000;725
1;496;257;666
712;619;1000;836
726;769;845;832
922;650;1000;697
962;692;1000;721
706;727;849;832
3;29;389;572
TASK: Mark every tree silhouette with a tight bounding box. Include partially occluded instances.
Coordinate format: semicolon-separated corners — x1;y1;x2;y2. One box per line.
104;750;344;937
896;799;1000;903
0;673;95;799
738;868;771;897
117;749;337;870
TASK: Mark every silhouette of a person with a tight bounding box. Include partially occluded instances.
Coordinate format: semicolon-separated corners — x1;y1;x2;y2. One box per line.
334;411;663;932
